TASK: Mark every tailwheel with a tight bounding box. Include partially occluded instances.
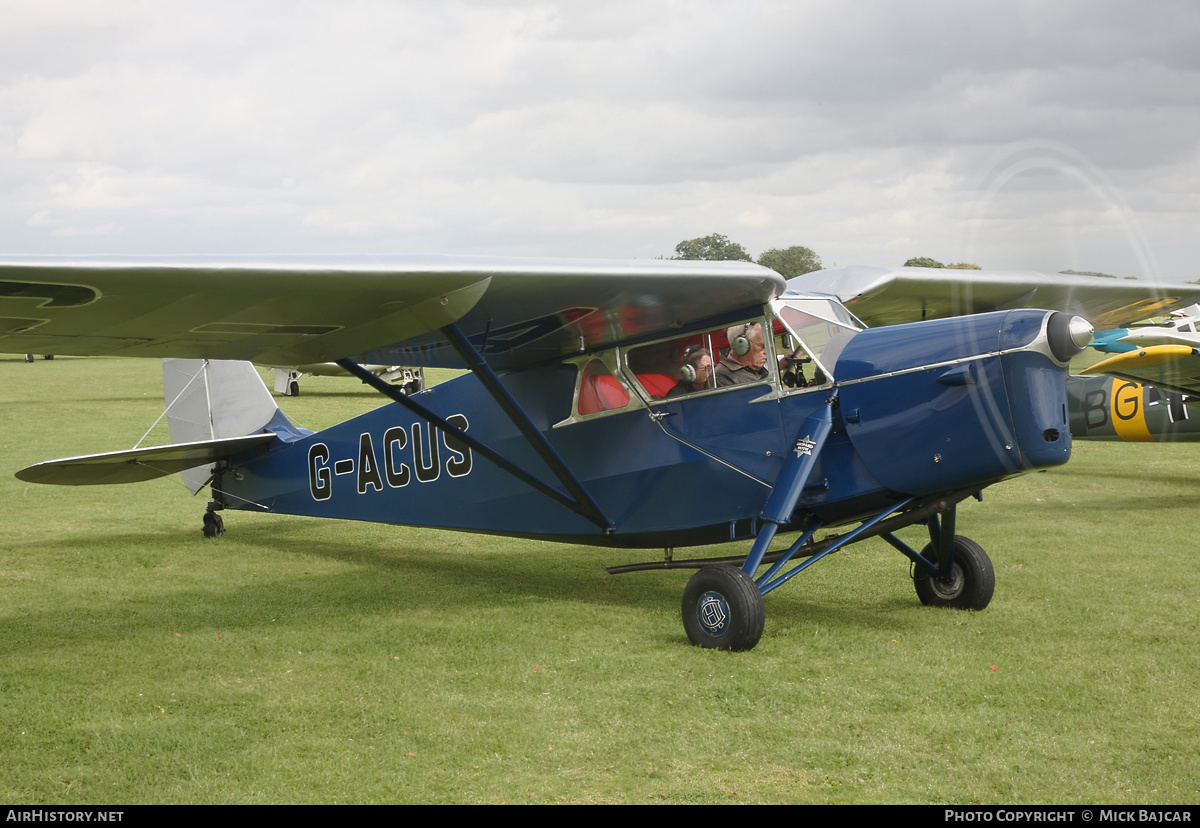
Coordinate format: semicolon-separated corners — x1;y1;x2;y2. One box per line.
202;510;225;539
914;535;994;610
682;564;765;651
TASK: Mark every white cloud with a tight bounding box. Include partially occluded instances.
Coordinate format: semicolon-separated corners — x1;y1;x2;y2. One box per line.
0;0;1195;279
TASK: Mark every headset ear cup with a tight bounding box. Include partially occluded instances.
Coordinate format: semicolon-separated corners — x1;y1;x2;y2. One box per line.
732;334;750;356
680;363;696;383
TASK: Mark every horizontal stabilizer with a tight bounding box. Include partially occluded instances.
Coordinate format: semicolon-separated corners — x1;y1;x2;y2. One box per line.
15;434;276;486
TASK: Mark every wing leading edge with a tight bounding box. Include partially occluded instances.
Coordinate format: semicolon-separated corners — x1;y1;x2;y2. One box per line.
789;266;1200;329
0;255;784;371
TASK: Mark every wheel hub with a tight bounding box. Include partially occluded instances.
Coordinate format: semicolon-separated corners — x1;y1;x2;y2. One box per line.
929;563;964;600
697;591;730;636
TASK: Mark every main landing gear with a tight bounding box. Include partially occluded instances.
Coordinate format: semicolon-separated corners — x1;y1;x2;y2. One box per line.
672;493;995;652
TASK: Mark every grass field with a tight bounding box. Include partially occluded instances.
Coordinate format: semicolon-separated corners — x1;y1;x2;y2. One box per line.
1;355;1197;804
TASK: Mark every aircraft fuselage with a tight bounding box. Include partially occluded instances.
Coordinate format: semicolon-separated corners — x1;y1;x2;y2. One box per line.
217;299;1078;549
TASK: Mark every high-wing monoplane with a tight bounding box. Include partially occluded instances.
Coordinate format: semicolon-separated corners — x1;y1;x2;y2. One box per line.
2;255;1094;650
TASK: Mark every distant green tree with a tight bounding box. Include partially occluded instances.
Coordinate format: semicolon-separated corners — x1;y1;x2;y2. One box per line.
1061;269;1117;279
757;246;823;279
904;257;945;268
673;233;752;262
904;257;982;269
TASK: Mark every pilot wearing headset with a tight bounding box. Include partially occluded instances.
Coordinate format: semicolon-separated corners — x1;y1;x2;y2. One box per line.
715;321;770;386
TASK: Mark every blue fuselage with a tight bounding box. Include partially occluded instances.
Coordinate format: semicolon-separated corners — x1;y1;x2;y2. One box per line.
220;308;1072;548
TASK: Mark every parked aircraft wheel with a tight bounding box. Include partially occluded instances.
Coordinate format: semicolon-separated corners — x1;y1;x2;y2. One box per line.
914;536;994;610
682;564;765;651
202;511;225;539
287;380;300;397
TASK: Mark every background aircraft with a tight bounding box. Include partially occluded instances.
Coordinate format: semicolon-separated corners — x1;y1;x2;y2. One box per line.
2;255;1092;650
1089;304;1200;354
1076;303;1200;410
268;363;424;396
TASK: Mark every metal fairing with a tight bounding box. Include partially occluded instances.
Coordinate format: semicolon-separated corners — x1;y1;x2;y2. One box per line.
831;309;1071;494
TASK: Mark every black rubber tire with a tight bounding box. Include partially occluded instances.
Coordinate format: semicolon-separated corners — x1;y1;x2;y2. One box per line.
682;564;766;651
202;511;225;539
287;380;300;397
914;535;994;610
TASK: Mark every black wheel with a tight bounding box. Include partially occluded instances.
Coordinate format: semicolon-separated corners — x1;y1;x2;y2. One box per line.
24;354;33;363
682;564;765;651
914;535;994;610
287;380;300;397
202;511;225;539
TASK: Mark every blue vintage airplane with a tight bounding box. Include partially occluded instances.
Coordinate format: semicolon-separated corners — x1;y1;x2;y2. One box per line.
2;255;1095;650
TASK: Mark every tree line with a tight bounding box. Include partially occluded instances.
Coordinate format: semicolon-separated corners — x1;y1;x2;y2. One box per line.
673;233;1153;278
670;233;823;280
670;234;989;277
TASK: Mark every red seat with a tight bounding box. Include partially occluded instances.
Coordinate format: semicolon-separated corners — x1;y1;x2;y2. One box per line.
578;374;630;415
638;373;676;398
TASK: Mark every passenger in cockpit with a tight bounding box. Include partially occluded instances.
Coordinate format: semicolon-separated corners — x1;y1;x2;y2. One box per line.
666;346;714;398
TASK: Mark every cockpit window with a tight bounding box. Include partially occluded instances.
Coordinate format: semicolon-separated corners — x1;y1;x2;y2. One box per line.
626;332;721;400
576;359;630;415
777;299;860;360
772;297;862;389
627;319;778;402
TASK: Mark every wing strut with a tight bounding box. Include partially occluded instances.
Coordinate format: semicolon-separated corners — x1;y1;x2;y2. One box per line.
334;328;613;533
439;324;612;532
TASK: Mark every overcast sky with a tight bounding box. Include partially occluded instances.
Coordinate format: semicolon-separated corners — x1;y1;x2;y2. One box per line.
2;0;1197;280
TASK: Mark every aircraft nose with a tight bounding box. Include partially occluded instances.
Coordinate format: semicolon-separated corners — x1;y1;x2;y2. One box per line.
1046;312;1094;363
1069;315;1094;348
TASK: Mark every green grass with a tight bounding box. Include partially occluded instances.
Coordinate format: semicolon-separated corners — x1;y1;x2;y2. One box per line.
1;355;1198;803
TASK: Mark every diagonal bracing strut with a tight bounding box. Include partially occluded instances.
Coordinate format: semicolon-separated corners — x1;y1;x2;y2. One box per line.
334;325;612;532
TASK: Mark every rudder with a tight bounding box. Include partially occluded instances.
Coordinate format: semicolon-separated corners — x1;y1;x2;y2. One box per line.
163;359;282;493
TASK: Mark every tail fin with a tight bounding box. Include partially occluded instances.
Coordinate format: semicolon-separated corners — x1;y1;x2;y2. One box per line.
163;359;282;493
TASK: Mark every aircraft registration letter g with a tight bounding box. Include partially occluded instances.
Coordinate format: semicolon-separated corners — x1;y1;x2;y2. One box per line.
309;443;332;501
